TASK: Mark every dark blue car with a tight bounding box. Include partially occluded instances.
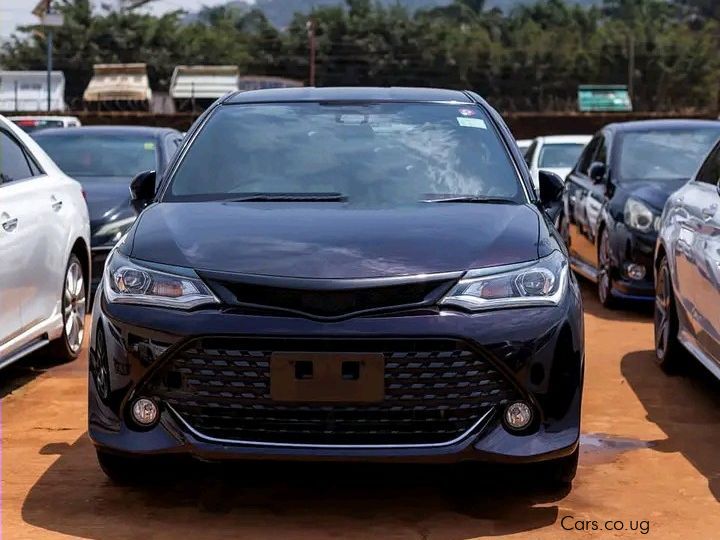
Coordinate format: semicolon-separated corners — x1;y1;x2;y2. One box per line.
561;120;720;307
88;87;584;485
33;126;184;293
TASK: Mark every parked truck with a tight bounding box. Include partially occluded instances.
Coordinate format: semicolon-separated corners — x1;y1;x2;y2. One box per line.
83;63;152;111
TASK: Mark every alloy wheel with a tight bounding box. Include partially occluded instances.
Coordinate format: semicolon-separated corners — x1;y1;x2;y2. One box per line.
654;264;671;359
63;259;86;353
597;229;612;304
93;326;110;399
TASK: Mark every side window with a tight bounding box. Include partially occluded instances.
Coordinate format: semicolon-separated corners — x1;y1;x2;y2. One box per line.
594;137;607;165
696;144;720;185
0;131;34;184
577;135;601;176
524;141;537;166
164;135;184;166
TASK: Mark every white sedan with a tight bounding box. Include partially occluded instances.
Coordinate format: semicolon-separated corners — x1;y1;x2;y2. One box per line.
525;135;591;191
0;115;91;368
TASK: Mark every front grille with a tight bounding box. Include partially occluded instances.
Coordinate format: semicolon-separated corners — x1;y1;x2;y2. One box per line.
203;276;456;319
143;338;519;445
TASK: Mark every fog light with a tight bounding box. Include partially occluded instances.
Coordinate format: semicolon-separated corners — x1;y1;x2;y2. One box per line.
625;263;646;281
131;398;159;426
504;401;533;431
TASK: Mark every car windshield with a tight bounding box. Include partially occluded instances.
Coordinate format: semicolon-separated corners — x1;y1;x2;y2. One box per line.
617;128;720;181
539;143;585;168
167;102;524;205
33;133;159;178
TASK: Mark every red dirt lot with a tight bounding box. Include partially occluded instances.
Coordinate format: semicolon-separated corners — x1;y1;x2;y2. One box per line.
2;282;720;539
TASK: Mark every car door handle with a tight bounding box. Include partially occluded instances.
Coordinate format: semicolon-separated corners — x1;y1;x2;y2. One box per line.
1;213;18;233
51;196;63;212
702;204;717;220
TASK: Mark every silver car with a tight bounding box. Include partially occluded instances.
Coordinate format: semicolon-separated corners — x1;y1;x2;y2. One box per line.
654;137;720;377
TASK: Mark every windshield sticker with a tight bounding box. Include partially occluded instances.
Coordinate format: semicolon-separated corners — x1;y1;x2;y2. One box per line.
458;108;477;117
144;142;156;150
457;117;487;129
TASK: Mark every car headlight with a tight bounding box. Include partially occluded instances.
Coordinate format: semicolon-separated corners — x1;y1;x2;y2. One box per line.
440;251;568;311
624;198;658;233
104;251;219;309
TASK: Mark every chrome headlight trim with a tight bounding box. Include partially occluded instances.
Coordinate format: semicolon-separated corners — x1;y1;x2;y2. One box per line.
103;251;219;309
624;197;658;233
440;251;568;311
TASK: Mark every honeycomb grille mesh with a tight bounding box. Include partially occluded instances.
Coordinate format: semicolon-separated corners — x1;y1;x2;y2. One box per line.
144;338;518;445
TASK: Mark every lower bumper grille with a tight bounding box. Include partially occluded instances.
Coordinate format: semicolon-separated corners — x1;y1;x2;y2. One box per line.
143;338;520;445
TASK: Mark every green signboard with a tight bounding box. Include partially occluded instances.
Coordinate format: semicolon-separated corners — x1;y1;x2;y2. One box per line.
578;85;633;112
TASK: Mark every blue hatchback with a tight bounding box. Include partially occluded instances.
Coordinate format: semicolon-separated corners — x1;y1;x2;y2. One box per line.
88;87;584;486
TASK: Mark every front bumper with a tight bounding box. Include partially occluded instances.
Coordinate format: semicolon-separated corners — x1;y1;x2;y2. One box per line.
609;224;656;300
88;281;584;464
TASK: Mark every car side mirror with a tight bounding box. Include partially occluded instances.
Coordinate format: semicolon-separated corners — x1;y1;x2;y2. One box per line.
538;170;564;220
130;170;157;214
539;170;564;205
588;161;606;184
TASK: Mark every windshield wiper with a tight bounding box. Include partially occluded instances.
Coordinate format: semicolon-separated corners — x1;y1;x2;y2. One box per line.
227;193;348;202
423;196;517;204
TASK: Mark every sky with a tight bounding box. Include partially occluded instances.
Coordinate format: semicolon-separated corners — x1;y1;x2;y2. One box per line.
0;0;235;39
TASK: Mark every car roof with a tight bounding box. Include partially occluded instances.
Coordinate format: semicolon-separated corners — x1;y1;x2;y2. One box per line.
31;125;179;137
538;135;592;144
224;87;473;104
605;119;720;133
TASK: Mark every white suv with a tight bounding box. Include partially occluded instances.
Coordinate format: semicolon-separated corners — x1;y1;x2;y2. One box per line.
0;115;91;368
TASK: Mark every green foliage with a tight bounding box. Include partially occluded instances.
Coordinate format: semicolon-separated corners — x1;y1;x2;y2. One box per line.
1;0;718;111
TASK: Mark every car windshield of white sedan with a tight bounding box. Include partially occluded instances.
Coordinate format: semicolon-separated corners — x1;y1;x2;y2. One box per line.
538;144;585;168
168;102;524;204
33;134;159;178
618;128;720;181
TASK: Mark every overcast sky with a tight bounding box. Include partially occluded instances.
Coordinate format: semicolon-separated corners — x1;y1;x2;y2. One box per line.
0;0;235;39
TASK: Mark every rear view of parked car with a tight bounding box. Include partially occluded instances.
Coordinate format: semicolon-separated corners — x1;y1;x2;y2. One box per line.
525;135;591;190
561;120;720;308
9;115;81;133
0;115;91;368
33;126;183;294
654;138;720;377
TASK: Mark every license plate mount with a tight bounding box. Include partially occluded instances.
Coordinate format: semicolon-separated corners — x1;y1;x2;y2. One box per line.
270;352;385;403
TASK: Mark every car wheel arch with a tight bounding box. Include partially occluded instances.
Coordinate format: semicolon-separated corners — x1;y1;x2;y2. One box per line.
70;237;91;300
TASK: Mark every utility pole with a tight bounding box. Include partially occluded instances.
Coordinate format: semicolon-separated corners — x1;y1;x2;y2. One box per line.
627;34;635;103
46;24;53;111
32;0;63;111
307;18;316;87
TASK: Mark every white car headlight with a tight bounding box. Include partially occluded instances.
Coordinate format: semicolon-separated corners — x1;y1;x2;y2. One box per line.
104;251;219;309
624;198;657;232
440;251;568;311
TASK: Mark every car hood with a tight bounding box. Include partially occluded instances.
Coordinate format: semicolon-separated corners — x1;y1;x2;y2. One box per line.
77;177;135;231
621;178;688;212
128;202;542;279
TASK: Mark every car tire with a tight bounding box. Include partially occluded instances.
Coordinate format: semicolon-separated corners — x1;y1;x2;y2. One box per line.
654;256;687;373
96;449;168;485
50;254;87;362
539;447;579;487
597;227;617;309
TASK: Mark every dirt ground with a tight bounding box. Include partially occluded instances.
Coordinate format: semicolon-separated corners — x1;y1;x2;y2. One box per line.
2;281;720;539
